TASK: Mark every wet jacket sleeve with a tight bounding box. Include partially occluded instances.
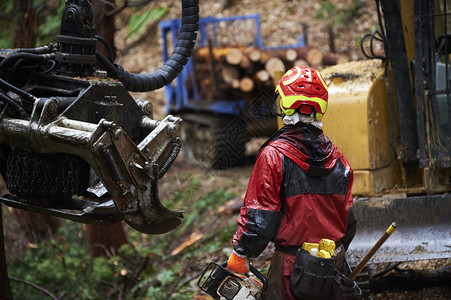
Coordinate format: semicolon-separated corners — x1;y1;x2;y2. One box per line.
338;152;356;251
232;146;284;258
340;206;357;251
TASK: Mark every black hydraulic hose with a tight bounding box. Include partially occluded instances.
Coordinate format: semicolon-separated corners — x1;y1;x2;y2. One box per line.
360;31;385;60
95;35;115;63
95;50;118;77
0;77;38;104
0;90;29;118
13;44;57;54
116;0;199;92
0;52;55;71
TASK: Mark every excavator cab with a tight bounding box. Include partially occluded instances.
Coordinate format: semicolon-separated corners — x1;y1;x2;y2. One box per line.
412;0;451;175
0;0;199;234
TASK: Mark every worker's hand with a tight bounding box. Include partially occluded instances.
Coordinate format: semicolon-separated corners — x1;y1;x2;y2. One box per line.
227;250;249;274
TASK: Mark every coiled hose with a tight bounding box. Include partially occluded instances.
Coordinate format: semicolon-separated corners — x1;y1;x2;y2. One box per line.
116;0;199;92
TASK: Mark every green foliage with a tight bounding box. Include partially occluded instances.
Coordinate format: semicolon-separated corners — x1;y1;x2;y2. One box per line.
0;2;14;48
8;221;142;300
7;173;238;299
34;0;65;45
0;0;64;48
128;7;168;38
127;175;236;298
316;0;363;28
193;219;237;256
142;176;234;257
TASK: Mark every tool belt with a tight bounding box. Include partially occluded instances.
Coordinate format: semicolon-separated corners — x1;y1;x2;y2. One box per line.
275;244;362;300
290;248;335;299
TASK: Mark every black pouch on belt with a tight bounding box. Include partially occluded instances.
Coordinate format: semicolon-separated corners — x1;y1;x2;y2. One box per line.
290;248;335;300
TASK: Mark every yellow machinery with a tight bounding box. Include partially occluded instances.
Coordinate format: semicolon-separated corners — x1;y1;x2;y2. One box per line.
315;0;451;266
321;60;398;196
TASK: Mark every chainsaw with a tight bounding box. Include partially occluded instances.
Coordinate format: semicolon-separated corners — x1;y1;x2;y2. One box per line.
198;262;268;300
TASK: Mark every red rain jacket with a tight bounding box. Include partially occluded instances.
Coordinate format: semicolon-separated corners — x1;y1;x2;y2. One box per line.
233;123;354;257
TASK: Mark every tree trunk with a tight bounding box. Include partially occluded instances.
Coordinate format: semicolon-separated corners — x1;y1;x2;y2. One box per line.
12;210;60;243
87;0;129;258
256;70;270;83
248;48;262;62
0;207;13;300
94;0;116;59
85;223;128;257
13;0;36;48
12;0;61;244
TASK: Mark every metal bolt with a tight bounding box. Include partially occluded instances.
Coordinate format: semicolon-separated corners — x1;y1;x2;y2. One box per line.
47;100;57;115
96;142;105;153
66;9;76;21
95;70;108;78
166;124;176;136
142;101;152;115
115;129;122;139
167;115;177;122
103;95;117;103
119;183;129;196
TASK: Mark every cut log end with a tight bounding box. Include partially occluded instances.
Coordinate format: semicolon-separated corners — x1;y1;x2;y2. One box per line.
293;59;309;67
225;48;243;65
240;77;254;92
265;57;286;78
306;48;324;66
231;79;241;89
249;49;262;62
285;49;298;62
221;66;240;83
256;70;270;82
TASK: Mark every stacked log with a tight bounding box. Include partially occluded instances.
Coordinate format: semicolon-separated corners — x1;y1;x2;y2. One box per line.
190;46;348;100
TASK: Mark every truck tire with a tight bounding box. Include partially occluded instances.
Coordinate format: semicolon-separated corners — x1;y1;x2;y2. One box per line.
181;114;248;169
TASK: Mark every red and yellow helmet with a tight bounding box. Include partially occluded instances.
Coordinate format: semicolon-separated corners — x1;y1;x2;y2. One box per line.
276;66;328;119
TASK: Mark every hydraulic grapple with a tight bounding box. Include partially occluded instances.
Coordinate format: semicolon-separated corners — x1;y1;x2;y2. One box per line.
0;0;199;234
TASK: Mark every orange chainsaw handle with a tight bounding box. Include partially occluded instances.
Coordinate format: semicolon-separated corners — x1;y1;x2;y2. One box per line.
221;261;268;292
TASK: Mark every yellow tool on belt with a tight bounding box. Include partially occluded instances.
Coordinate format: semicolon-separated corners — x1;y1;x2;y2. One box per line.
301;223;398;279
303;239;336;258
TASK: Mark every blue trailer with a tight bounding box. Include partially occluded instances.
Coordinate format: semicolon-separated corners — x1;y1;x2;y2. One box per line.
159;14;304;168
